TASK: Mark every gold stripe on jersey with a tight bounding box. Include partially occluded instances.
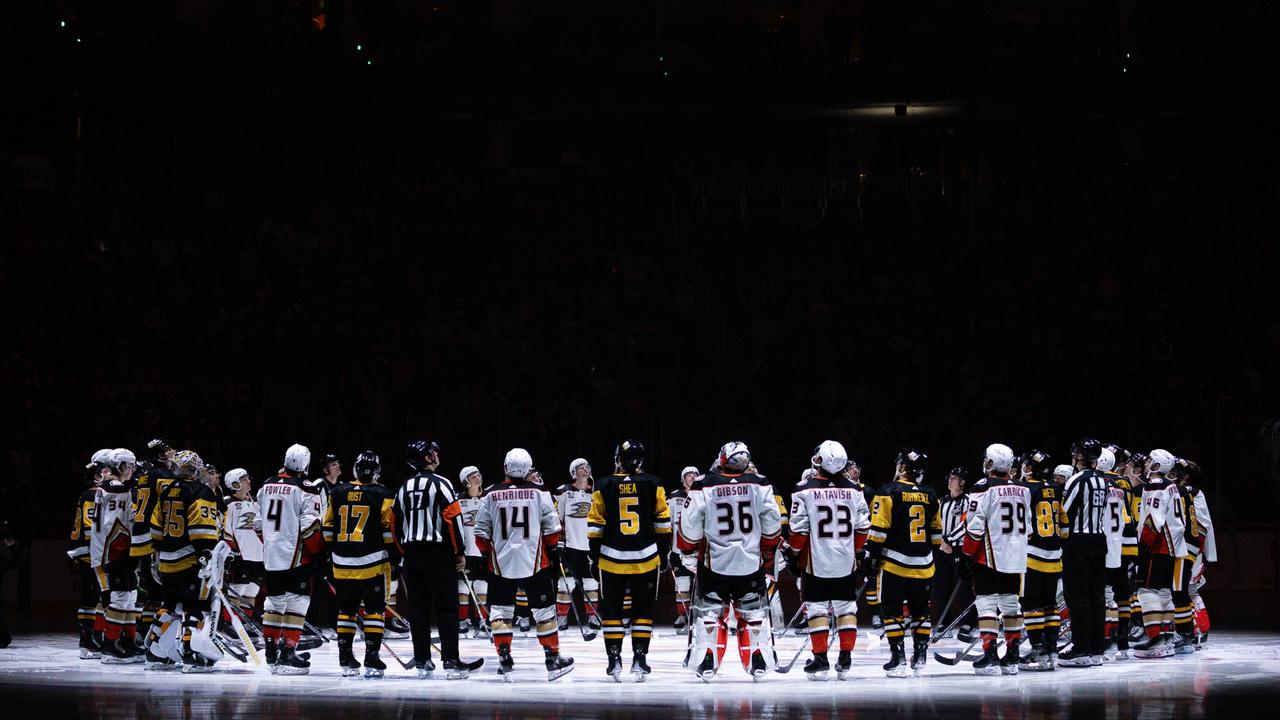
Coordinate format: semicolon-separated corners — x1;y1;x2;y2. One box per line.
589;473;671;575
1027;557;1063;574
150;481;220;574
323;482;397;581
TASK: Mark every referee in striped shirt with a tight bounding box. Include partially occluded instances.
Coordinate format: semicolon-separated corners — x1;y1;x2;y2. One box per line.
395;439;466;675
1059;438;1110;666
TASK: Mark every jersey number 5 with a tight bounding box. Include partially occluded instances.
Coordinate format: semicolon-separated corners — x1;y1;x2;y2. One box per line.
618;497;640;536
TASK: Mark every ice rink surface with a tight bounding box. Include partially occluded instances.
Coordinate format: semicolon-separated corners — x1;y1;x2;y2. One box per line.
2;628;1278;719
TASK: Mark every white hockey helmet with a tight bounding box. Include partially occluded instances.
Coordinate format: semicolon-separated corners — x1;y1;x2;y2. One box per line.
812;440;849;475
983;443;1015;474
225;468;250;492
91;448;113;466
718;441;751;473
1096;448;1116;473
284;443;311;474
109;448;137;470
504;448;533;479
1053;464;1075;482
459;465;481;485
798;468;817;486
1147;449;1175;476
569;457;591;478
681;466;699;480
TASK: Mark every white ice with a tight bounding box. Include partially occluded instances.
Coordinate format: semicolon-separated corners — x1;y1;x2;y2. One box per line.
2;627;1278;717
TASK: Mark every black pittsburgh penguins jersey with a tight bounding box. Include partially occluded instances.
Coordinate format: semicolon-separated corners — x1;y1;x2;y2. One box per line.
131;468;176;557
322;480;397;580
68;488;98;564
1024;479;1064;574
588;471;672;574
149;479;220;574
867;478;943;579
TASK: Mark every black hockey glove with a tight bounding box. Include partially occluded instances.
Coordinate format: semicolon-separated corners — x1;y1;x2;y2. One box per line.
391;562;402;582
546;543;563;569
782;543;803;567
667;552;682;572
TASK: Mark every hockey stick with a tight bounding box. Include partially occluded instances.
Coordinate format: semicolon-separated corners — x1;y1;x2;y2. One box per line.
460;568;492;635
210;584;268;670
558;562;598;641
931;599;977;646
774;601;809;640
933;617;994;666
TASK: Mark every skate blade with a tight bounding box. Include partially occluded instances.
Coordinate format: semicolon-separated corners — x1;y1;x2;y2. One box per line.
609;670;622;683
1001;667;1019;676
836;670;849;681
633;671;649;683
180;665;214;674
364;669;385;679
806;671;828;681
275;667;310;676
445;670;469;680
342;667;361;677
500;672;515;683
973;667;1000;676
79;651;102;660
887;668;910;679
548;665;575;682
698;670;716;683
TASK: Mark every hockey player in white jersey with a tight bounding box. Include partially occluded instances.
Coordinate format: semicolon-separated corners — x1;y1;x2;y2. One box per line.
553;458;600;633
786;440;871;680
678;442;783;682
1133;448;1186;658
473;448;574;681
962;443;1032;675
456;466;489;638
668;466;699;631
221;469;264;622
1175;460;1216;647
256;443;323;674
91;449;144;663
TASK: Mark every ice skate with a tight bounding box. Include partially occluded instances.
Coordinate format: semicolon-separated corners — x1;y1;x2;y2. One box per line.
631;652;651;683
803;653;829;681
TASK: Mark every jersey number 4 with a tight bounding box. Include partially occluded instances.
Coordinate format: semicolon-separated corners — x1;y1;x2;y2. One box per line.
499;505;531;541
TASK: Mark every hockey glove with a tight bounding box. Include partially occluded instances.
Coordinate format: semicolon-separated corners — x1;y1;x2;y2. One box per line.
546;543;563;569
390;562;402;582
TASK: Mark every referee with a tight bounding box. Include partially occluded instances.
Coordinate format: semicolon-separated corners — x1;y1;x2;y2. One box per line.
1058;437;1109;666
395;439;468;678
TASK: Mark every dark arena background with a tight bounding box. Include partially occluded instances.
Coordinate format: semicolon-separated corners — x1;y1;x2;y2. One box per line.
3;1;1280;718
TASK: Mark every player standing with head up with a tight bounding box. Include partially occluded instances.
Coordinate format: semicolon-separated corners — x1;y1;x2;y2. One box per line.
678;441;782;682
588;440;671;682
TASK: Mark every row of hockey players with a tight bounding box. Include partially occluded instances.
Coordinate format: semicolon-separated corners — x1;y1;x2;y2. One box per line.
68;435;1215;681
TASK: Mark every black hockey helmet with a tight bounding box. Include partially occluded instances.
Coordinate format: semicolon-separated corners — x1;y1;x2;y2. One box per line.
1103;443;1131;467
1129;452;1149;474
354;451;381;482
895;448;928;481
947;466;970;484
1070;438;1103;463
1169;457;1200;483
318;453;341;473
145;437;173;463
406;439;440;470
614;439;645;472
1020;449;1053;480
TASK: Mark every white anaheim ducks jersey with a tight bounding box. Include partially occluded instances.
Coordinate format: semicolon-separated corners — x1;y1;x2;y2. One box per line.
457;496;483;557
1189;488;1217;562
1104;483;1132;569
553;485;593;551
257;475;320;571
964;476;1033;574
789;476;871;578
90;481;135;569
223;498;264;563
1138;479;1187;557
679;472;782;577
474;480;561;580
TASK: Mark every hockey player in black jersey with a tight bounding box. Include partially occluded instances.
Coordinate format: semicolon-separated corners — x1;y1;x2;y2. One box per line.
1018;449;1064;671
588;440;672;682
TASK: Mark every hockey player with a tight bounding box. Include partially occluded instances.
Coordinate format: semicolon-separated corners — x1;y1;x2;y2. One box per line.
678;441;783;682
221;469;263;622
1169;458;1213;652
306;453;342;636
1098;449;1137;661
323;451;398;677
68;449;111;659
257;443;323;674
91;448;143;663
1017;450;1064;671
474;448;574;681
132;438;176;646
1175;460;1216;647
787;440;871;681
587;440;671;681
456;465;489;638
668;466;699;631
962;443;1031;676
554;458;600;634
147;451;222;672
1133;449;1186;659
868;448;943;677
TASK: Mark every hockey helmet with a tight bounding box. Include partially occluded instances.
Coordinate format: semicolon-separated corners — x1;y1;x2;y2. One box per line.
570;457;592;479
1147;449;1175;477
895;447;928;481
614;440;645;472
405;439;440;470
983;443;1015;474
354;451;382;482
718;442;751;473
225;468;251;493
458;465;481;486
1020;449;1052;479
1097;448;1116;473
1071;438;1103;464
1052;464;1075;483
172;450;205;479
504;448;533;479
812;440;849;476
284;443;311;474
